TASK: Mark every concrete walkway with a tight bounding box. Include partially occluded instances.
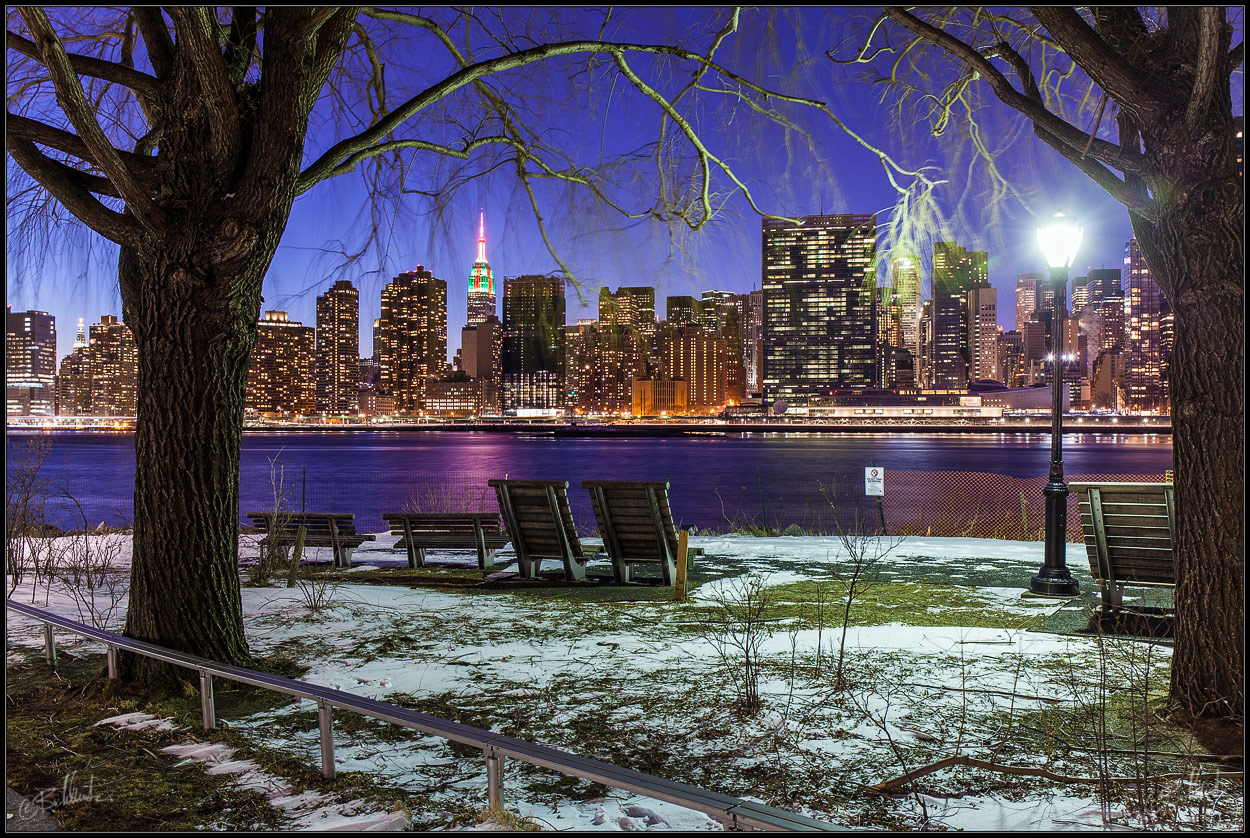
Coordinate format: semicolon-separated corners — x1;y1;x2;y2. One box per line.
6;787;63;832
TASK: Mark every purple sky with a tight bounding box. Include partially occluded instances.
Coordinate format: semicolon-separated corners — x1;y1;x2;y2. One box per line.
5;8;1240;362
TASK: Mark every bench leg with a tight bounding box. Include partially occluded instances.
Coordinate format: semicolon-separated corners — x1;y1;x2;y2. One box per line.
661;556;676;587
336;547;354;569
564;557;587;582
478;548;497;571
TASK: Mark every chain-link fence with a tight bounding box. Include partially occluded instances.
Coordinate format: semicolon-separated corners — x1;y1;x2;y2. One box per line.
258;467;1161;543
20;450;1164;543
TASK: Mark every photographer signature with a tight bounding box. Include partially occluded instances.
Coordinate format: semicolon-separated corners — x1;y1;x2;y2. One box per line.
16;773;110;819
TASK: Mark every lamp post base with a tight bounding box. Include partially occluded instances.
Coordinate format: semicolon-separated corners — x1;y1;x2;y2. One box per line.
1030;478;1080;597
1028;570;1081;597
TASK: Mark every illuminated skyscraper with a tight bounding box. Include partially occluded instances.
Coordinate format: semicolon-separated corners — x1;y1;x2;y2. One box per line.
378;267;448;414
1122;240;1165;413
315;280;360;414
931;241;988;389
461;316;502;414
6;307;57;416
599;286;656;335
502;275;566;412
967;285;1000;383
565;320;645;415
659;324;729;413
891;256;922;357
467;212;496;327
1069;275;1089;312
1015;273;1044;332
88;315;137;416
56;319;92;415
761;213;878;399
246;311;315;415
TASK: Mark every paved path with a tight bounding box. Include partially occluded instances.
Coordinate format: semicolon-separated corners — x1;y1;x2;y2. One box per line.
6;787;63;832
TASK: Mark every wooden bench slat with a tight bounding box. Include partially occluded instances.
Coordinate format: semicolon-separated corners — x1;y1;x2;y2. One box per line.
1073;483;1174;615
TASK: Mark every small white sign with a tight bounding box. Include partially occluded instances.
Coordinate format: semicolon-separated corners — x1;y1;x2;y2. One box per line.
865;466;885;496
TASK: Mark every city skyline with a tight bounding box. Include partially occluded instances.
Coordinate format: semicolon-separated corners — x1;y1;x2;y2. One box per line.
12;205;1146;366
7;7;1193;365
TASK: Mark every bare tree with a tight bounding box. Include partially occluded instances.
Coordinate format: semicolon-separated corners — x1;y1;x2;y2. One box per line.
4;7;829;686
827;7;1243;722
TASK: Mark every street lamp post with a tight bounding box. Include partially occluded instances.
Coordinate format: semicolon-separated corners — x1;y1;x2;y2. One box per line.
1031;213;1082;597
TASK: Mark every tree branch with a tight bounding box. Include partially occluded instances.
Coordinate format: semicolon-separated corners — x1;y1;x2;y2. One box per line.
17;8;162;232
6;29;161;99
1029;7;1163;117
882;7;1150;177
222;7;259;83
1033;124;1158;223
1185;7;1223;127
167;7;243;172
6;113;157;177
1230;41;1243;69
868;754;1243;793
132;8;174;79
5;134;139;245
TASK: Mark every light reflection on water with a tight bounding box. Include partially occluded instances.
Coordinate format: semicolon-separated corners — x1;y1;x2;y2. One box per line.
8;430;1173;533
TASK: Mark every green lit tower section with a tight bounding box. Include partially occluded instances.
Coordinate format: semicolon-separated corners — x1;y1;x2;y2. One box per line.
467;211;496;326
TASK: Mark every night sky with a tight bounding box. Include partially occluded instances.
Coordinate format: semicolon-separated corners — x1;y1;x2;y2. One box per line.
6;8;1240;362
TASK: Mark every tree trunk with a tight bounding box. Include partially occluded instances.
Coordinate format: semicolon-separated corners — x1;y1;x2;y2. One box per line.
1132;172;1244;719
119;243;264;686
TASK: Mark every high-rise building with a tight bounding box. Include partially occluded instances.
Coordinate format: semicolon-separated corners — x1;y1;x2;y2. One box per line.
745;289;764;396
461;316;502;414
6;308;57;416
931;241;988;389
1083;268;1121;307
998;330;1024;388
599;286;656;336
467;212;496;327
967;285;1000;382
761;213;877;399
565;321;645;415
502;275;566;412
659;324;728;413
315;280;360;415
1122;240;1165;413
378;267;448;414
56;319;92;415
1069;275;1090;312
701;290;748;403
1014;273;1043;332
88;315;138;416
246;311;315;415
891;256;922;358
664;295;702;327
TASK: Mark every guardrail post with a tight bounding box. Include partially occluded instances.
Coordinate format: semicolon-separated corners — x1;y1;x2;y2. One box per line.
199;669;215;729
318;700;336;779
485;746;505;811
43;625;56;666
106;645;118;679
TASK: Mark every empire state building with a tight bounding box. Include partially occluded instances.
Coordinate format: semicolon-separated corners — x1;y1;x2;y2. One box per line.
466;211;496;326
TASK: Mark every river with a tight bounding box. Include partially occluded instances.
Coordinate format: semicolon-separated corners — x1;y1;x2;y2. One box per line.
7;430;1173;537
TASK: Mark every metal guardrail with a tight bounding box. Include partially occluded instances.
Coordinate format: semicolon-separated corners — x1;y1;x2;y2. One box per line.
6;599;842;831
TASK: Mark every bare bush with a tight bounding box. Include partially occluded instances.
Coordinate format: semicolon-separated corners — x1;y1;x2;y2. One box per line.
700;573;774;716
6;437;55;598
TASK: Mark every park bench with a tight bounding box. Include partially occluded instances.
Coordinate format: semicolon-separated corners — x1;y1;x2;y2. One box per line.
382;512;510;570
1071;482;1175;614
488;479;589;581
583;480;687;585
245;512;375;569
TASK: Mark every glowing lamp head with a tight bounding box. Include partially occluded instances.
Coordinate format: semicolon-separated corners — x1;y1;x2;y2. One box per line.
1037;211;1083;269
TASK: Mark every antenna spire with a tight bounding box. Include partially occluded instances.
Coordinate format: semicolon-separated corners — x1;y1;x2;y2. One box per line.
476;210;487;263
